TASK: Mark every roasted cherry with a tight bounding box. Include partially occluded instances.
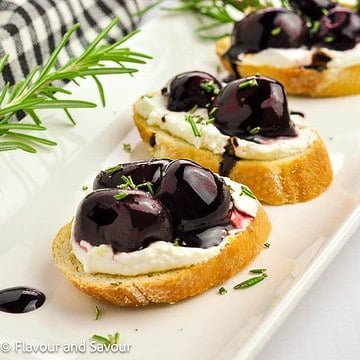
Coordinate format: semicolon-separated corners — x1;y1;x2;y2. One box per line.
212;76;297;139
318;8;360;50
162;71;222;112
73;189;173;253
228;8;308;61
155;160;232;232
93;159;170;191
289;0;337;20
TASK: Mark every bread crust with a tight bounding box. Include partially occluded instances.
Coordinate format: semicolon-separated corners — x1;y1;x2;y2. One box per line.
52;207;271;307
216;36;360;97
133;109;333;205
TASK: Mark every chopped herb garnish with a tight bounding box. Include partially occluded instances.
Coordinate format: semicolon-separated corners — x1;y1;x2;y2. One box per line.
110;281;122;286
91;332;120;346
227;184;234;194
82;185;88;191
123;143;132;153
238;79;258;90
312;21;320;33
185;114;202;137
325;36;334;43
189;104;198;114
264;242;271;248
249;127;261;135
271;27;281;36
114;192;128;201
121;175;136;189
105;164;123;175
241;185;256;199
322;8;329;16
174;238;180;246
249;268;267;274
195;115;204;123
94;305;100;320
206;118;215;124
218;286;228;295
200;80;220;95
209;106;218;115
233;274;267;289
137;181;154;195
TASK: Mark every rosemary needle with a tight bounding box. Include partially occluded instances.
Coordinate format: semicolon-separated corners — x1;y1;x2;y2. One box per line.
0;18;151;153
91;332;120;346
233;274;267;289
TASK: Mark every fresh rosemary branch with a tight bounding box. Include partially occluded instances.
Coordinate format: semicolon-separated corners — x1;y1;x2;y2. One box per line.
136;0;290;40
0;18;151;153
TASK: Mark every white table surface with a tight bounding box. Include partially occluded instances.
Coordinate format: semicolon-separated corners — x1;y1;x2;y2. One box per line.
258;227;360;359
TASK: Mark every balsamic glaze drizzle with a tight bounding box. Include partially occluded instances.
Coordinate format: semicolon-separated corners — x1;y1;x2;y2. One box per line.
0;287;45;314
220;140;239;177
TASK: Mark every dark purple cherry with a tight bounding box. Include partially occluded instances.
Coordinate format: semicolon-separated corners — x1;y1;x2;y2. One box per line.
155;160;232;232
162;71;222;112
212;76;297;139
289;0;337;20
73;189;173;253
93;159;170;191
318;8;360;50
228;8;308;60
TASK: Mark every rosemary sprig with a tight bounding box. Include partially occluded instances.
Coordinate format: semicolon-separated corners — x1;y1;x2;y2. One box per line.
135;0;283;40
0;18;151;153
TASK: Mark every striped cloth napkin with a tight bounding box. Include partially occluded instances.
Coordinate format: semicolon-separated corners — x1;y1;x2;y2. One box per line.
0;0;145;87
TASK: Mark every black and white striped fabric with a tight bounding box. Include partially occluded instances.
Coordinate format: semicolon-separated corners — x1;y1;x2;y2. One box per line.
0;0;146;87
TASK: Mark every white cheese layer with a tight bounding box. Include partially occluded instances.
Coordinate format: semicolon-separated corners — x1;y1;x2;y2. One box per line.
71;178;258;276
238;44;360;69
134;93;318;161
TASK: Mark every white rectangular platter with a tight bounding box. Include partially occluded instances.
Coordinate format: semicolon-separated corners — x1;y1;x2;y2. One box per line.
1;13;360;360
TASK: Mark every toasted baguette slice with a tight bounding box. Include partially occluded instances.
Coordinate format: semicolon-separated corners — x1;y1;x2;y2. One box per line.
216;37;360;97
52;206;271;307
133;108;333;205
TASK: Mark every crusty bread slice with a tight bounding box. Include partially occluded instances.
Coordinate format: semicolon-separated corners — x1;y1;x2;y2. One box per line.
216;36;360;97
52;206;271;307
133;108;333;205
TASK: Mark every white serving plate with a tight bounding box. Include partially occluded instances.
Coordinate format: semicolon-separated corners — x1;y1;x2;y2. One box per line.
1;13;360;360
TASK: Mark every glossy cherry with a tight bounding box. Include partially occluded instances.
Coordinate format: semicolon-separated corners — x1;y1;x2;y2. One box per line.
93;159;170;191
318;8;360;50
155;160;232;232
228;8;308;61
162;71;222;112
212;75;297;139
73;189;173;253
289;0;337;20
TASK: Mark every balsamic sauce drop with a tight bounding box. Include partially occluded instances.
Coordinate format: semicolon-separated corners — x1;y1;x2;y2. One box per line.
220;140;239;177
0;287;45;314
